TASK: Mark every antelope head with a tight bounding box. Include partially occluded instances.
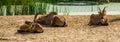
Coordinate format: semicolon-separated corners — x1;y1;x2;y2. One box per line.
98;6;108;25
102;6;107;16
98;6;107;16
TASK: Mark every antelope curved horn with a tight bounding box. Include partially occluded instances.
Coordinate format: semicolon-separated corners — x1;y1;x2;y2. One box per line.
98;7;101;12
34;13;39;23
103;6;108;11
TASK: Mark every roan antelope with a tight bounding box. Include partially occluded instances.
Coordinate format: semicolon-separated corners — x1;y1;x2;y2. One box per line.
88;6;109;26
17;13;44;33
37;12;67;27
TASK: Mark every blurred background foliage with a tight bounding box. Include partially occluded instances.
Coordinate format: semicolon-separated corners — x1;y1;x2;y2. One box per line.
0;0;109;16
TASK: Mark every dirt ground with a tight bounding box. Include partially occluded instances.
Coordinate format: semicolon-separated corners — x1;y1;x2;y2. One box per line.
0;15;120;42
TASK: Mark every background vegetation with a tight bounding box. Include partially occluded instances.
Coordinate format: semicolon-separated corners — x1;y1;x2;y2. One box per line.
0;0;109;16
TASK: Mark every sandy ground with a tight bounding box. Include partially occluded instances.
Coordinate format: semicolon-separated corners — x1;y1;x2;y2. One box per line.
0;15;120;42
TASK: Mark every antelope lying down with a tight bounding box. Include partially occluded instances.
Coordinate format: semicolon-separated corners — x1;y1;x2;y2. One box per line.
37;12;67;27
88;6;109;26
17;13;44;33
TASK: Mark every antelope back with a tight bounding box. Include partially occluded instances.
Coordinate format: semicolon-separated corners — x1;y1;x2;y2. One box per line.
46;12;57;17
52;15;67;27
45;12;58;25
90;14;101;24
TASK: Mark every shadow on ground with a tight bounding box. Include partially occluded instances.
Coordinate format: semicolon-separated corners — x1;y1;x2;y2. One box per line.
109;18;120;22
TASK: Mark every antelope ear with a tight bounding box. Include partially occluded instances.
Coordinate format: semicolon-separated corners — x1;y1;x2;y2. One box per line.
25;21;32;24
98;11;101;14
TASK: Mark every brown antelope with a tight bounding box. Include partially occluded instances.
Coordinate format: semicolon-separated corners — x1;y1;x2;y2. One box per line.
52;15;67;27
17;13;44;33
88;6;109;26
37;12;67;27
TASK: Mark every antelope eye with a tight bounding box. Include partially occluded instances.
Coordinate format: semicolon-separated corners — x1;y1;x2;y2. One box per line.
100;16;104;19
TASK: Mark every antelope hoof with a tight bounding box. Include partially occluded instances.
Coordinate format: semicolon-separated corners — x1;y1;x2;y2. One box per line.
104;23;109;26
17;30;29;33
34;30;44;33
88;23;92;26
